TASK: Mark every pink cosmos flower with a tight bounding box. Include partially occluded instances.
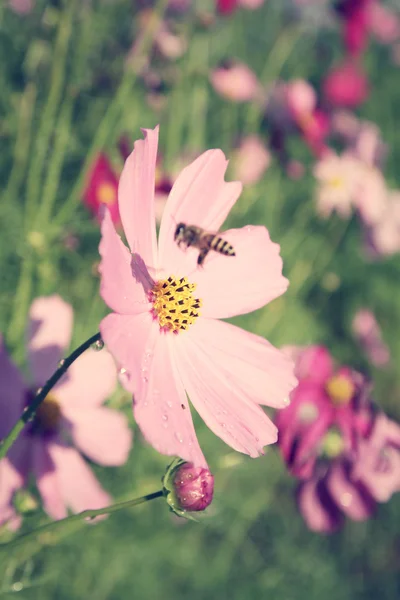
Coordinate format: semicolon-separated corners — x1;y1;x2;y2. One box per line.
352;309;390;367
277;345;372;479
0;296;132;528
323;60;369;108
210;60;260;103
99;126;297;468
231;135;271;186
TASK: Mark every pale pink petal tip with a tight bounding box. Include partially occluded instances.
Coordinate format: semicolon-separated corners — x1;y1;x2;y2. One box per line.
27;295;73;385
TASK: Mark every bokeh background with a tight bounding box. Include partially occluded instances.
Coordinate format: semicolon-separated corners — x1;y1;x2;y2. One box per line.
1;0;400;598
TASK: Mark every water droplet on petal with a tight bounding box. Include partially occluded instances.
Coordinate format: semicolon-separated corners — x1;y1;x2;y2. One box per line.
175;432;184;443
162;414;168;422
57;358;66;368
167;400;173;408
92;339;104;351
283;397;291;406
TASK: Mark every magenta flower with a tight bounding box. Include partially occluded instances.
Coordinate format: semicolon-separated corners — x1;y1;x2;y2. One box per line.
323;60;369;108
0;296;132;527
297;411;400;533
172;462;214;512
99;126;297;468
277;345;371;479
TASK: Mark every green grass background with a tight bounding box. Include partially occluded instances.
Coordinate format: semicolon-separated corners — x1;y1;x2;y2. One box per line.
0;1;400;598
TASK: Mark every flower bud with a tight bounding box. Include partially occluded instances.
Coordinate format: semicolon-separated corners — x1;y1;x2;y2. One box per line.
162;458;214;518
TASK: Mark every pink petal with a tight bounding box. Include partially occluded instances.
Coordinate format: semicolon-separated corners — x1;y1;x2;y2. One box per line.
297;478;342;533
118;127;158;268
294;345;333;382
325;462;374;521
99;209;152;315
0;336;26;439
62;407;132;466
158;149;242;275
185;318;296;411
0;457;24;527
32;438;67;520
27;296;73;386
55;348;117;408
100;312;154;394
47;441;111;514
174;323;279;457
191;225;288;318
133;333;207;468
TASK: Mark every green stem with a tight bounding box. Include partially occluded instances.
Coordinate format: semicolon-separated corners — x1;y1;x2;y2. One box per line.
53;0;169;229
0;491;164;551
24;0;77;233
0;333;102;460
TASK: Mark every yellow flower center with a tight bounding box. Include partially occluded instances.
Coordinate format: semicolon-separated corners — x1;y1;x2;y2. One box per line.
150;276;201;333
328;176;344;190
325;374;355;406
320;429;345;458
35;394;62;432
98;182;117;205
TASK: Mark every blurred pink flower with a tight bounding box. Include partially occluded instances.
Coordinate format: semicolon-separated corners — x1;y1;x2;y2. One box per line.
216;0;264;14
298;411;400;533
367;190;400;256
83;153;120;226
277;345;372;479
335;0;371;57
0;296;132;527
8;0;34;14
232;135;271;185
172;462;214;512
323;60;369;108
99;126;297;468
210;60;260;102
367;1;400;45
352;309;390;367
297;459;375;533
352;413;400;502
313;151;363;219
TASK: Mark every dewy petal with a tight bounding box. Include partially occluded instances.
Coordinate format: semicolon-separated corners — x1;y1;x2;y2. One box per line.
118;127;158;268
62;407;132;466
174;324;280;457
158;149;242;274
99;209;152;315
297;478;343;533
27;295;73;386
32;438;67;520
47;441;111;514
55;348;117;408
100;312;154;394
133;334;207;468
184;318;297;410
192;226;288;318
0;336;26;439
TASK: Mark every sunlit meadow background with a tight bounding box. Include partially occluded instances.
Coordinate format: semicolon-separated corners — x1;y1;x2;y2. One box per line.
1;0;400;598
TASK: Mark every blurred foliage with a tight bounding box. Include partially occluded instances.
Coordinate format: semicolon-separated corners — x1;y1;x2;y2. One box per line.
0;0;400;598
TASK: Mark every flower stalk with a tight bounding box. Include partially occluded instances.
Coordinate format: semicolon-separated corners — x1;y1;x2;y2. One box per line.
0;491;164;551
0;332;102;460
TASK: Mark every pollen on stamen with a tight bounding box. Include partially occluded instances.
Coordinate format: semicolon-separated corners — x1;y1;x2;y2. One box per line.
149;275;202;333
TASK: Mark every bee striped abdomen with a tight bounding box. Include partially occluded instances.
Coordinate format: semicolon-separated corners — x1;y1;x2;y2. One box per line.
211;236;235;256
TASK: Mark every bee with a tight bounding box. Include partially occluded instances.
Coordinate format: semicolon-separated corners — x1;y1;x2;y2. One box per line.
174;223;236;266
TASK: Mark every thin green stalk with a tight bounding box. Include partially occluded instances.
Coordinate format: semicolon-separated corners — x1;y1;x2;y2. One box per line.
53;0;169;229
4;84;37;203
24;0;77;233
245;27;302;132
7;253;34;347
35;93;74;226
0;333;101;460
0;491;164;551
